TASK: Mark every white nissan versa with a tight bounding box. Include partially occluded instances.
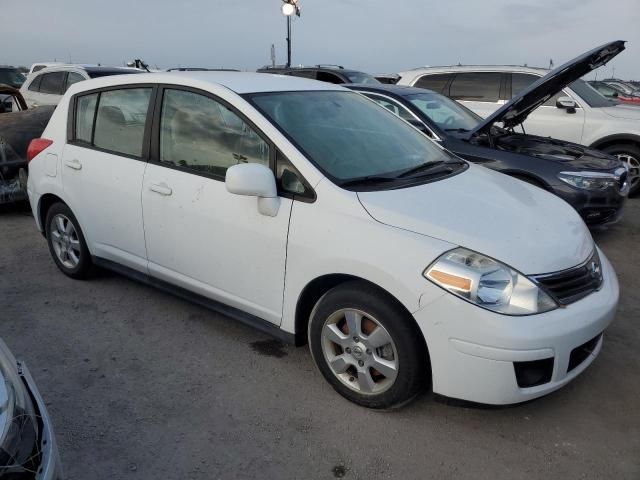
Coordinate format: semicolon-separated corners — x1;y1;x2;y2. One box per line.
26;72;618;408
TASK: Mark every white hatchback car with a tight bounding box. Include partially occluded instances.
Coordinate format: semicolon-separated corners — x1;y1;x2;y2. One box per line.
26;72;619;408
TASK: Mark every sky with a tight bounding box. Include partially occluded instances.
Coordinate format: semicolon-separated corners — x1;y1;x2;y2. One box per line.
3;0;639;80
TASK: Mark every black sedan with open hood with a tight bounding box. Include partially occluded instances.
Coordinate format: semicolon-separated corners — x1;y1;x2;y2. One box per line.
348;41;629;226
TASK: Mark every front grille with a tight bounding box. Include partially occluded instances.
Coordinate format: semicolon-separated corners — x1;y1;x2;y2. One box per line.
532;250;603;305
568;333;602;372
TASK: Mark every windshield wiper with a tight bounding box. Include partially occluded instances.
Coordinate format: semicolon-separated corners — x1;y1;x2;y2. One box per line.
339;175;399;188
444;128;470;133
395;160;455;179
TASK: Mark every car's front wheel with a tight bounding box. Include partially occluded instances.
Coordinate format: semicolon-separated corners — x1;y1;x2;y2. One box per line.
308;281;428;409
602;144;640;196
45;202;92;279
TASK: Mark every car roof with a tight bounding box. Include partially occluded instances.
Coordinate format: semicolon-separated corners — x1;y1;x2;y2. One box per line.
259;66;366;75
68;71;346;95
399;65;550;76
33;64;142;75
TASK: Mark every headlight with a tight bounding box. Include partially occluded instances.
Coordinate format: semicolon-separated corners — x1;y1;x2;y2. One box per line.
424;248;558;315
0;340;38;475
557;171;617;190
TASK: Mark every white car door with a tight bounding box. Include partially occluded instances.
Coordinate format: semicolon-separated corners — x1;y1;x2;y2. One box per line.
141;87;292;325
61;86;154;272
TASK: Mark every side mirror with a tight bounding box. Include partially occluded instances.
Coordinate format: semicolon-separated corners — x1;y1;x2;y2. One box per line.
556;96;577;113
226;163;280;217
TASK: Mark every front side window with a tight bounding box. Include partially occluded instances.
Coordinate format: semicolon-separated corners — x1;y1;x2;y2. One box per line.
65;72;85;92
414;73;453;94
512;73;563;107
28;75;42;92
249;91;454;183
159;89;269;178
39;72;66;95
449;72;502;102
366;95;415;122
406;92;481;132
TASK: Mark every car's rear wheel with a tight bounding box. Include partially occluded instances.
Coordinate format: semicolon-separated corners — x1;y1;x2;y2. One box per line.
602;144;640;196
308;281;428;409
45;203;92;279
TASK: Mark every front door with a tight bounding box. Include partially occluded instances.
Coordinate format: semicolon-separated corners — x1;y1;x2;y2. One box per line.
141;87;292;324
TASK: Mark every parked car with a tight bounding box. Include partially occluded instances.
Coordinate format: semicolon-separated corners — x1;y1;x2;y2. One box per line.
589;80;640;105
0;338;62;478
20;65;143;108
374;73;400;84
397;41;640;194
0;66;26;89
602;78;639;96
0;105;55;203
257;65;380;84
28;62;65;76
347;83;628;226
166;67;240;72
27;72;618;408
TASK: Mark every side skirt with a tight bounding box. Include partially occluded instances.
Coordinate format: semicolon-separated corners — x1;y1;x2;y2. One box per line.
91;256;296;345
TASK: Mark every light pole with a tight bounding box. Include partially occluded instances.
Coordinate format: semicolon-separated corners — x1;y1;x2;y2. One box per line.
281;0;301;68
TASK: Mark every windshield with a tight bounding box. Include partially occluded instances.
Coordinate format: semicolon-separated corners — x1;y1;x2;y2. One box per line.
406;92;481;132
569;79;617;108
0;69;25;89
249;91;453;182
344;72;380;85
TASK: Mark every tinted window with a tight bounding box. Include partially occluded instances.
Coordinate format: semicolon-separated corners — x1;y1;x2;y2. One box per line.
449;72;501;102
28;75;42;92
93;88;152;157
0;69;25;88
250;91;450;182
290;70;315;79
343;72;380;84
414;73;453;94
32;65;46;73
512;73;562;107
65;72;85;92
39;72;66;95
567;79;616;108
87;69;143;79
316;71;344;84
159;89;269;178
75;93;98;143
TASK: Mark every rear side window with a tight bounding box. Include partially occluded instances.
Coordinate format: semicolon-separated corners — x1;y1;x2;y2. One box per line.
290;70;316;79
414;73;453;94
72;87;152;157
28;75;43;92
316;71;344;84
449;72;502;102
159;89;269;178
39;72;66;95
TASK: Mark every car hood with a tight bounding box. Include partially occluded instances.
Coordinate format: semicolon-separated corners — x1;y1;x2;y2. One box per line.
470;40;626;136
357;164;594;275
600;103;640;120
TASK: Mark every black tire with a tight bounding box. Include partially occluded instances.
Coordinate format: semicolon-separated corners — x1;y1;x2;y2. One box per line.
45;202;92;279
601;143;640;196
308;280;429;409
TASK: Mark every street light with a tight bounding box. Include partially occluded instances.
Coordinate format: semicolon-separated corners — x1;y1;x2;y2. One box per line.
281;0;301;68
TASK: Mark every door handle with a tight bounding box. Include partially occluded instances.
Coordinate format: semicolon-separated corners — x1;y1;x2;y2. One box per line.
64;159;82;170
149;183;173;196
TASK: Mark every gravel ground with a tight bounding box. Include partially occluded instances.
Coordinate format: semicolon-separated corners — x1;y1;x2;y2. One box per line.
1;201;638;480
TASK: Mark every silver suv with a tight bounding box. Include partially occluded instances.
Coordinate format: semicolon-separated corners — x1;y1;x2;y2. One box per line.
398;65;640;194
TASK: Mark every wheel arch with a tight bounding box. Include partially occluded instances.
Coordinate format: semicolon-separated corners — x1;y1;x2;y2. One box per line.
37;193;67;237
293;273;429;359
589;133;640;151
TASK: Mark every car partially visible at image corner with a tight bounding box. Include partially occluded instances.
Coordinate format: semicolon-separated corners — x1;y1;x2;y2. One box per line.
347;82;629;227
0;337;63;478
397;40;640;195
26;71;618;409
257;64;380;84
20;64;143;108
0;66;27;89
588;80;640;105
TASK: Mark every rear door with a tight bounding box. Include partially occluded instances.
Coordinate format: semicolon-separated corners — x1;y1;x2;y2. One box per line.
62;85;155;272
141;86;292;324
510;73;585;143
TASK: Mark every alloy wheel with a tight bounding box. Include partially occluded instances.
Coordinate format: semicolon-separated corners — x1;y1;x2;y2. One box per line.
616;153;640;190
320;308;398;395
49;214;81;269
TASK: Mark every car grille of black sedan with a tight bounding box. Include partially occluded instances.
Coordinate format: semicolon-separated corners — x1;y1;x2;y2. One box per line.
532;251;603;306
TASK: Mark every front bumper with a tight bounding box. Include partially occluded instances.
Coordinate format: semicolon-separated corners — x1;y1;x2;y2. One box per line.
18;362;63;480
550;183;626;227
414;249;619;405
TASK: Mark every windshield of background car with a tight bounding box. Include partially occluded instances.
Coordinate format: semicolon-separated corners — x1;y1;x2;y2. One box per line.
569;79;617;107
249;90;452;181
406;92;481;131
0;69;25;89
344;72;380;84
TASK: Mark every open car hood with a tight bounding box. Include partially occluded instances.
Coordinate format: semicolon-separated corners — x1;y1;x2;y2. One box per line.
470;40;626;136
